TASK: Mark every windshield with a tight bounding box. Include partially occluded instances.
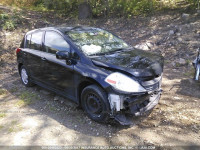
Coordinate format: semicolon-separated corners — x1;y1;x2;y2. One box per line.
65;28;129;56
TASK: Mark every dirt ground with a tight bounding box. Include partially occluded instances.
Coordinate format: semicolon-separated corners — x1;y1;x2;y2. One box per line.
0;5;200;149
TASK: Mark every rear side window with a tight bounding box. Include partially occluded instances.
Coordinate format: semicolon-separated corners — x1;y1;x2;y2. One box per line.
30;31;43;50
44;31;70;54
25;34;31;48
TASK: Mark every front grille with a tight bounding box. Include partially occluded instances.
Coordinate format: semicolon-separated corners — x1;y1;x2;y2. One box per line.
139;75;159;81
141;75;162;92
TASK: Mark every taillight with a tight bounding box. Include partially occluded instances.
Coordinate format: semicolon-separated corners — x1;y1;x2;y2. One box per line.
16;48;21;54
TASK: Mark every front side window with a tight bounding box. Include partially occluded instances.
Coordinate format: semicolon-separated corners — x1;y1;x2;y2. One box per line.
30;31;43;50
44;31;70;54
65;28;129;56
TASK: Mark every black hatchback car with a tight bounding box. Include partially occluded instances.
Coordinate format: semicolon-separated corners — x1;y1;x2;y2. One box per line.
17;26;164;125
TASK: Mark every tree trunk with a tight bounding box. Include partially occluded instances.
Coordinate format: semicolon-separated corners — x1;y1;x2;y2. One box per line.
78;1;92;19
104;0;109;17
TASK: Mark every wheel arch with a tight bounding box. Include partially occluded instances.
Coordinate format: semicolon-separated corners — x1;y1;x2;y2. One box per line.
77;77;107;106
18;63;23;75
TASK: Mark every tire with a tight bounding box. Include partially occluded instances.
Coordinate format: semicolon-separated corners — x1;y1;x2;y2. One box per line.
20;66;34;87
81;85;110;123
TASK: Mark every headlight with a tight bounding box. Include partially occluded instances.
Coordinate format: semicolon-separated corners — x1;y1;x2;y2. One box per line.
105;72;146;93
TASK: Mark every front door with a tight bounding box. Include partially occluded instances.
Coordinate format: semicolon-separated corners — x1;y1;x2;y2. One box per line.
41;31;75;98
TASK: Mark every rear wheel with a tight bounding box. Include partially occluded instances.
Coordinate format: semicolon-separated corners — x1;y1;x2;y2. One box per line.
81;85;110;123
20;66;34;87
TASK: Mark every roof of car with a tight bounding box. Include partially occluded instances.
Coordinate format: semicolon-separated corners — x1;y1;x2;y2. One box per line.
26;26;102;35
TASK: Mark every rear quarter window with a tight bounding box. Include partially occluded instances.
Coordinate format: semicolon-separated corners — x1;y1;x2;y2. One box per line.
25;34;31;48
20;36;25;48
29;31;43;50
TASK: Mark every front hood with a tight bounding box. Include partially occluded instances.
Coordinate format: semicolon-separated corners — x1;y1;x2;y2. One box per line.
91;48;164;78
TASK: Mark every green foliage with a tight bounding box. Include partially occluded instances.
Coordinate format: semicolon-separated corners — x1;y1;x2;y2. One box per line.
0;13;15;31
0;13;9;20
8;120;23;133
0;113;6;118
0;9;24;31
0;0;38;7
0;88;7;95
16;91;39;107
40;0;79;14
3;20;16;31
0;0;198;18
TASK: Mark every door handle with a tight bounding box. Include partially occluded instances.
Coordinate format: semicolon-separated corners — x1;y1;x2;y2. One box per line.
66;59;72;65
41;57;46;61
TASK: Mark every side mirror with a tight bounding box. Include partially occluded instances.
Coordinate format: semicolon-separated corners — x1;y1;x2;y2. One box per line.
56;51;70;60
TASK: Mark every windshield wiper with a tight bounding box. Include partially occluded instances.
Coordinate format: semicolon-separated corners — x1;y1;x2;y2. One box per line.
89;47;131;56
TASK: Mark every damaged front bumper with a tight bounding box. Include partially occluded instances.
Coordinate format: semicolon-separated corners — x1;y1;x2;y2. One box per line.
114;89;162;125
109;89;162;125
108;76;163;125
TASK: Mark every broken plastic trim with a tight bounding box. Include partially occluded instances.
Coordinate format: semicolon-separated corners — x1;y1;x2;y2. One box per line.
114;89;162;126
108;94;124;112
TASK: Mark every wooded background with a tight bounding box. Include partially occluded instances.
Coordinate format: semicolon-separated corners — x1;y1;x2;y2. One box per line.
0;0;199;18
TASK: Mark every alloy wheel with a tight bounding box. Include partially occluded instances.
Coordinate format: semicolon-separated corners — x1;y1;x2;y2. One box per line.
21;68;28;85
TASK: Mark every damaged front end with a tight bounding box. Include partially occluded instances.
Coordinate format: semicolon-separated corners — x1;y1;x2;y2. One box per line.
91;48;164;125
107;75;163;126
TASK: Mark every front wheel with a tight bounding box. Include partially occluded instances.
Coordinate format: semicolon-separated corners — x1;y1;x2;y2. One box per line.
81;85;110;123
194;64;200;81
20;66;34;87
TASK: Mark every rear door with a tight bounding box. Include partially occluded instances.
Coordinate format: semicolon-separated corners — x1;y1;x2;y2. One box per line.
40;31;75;98
24;31;44;82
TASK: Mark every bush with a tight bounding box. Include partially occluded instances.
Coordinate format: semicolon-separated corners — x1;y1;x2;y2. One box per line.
0;13;9;20
0;11;21;31
0;0;38;7
3;20;16;31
